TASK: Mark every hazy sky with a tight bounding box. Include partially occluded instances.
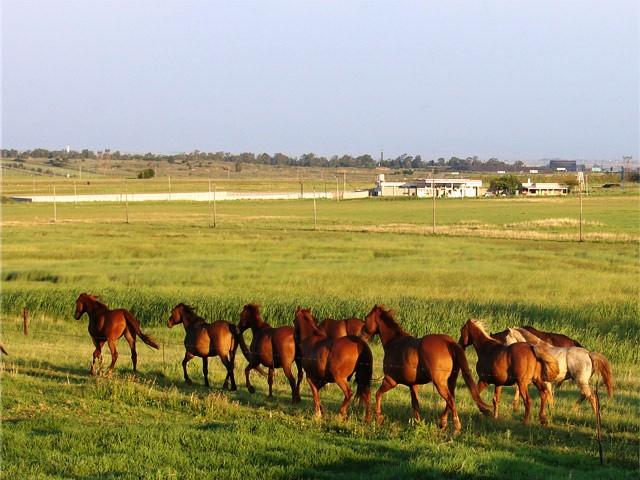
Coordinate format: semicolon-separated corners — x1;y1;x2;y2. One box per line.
2;0;638;161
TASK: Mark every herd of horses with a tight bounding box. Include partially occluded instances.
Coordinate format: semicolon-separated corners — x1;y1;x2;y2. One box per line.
72;293;613;434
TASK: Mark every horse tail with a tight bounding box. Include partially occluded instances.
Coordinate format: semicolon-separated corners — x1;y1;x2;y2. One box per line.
450;342;492;415
124;311;159;349
354;341;373;404
0;343;7;355
532;345;559;382
231;324;269;378
589;351;613;398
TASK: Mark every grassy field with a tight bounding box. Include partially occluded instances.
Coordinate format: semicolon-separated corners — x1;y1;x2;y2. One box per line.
1;190;639;478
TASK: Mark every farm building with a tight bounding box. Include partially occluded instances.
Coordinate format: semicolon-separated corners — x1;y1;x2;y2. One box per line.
520;181;568;196
371;174;482;198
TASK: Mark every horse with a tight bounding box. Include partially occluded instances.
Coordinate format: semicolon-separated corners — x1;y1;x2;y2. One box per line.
504;327;613;416
361;305;491;433
317;317;365;339
294;307;372;421
167;303;239;390
237;303;303;402
491;326;583;410
74;293;159;375
491;326;582;348
459;319;559;425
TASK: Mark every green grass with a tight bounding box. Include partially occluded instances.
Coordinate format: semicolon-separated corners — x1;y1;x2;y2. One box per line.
1;193;639;478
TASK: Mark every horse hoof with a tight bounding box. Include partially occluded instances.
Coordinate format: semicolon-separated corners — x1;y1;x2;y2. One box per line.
230;385;237;392
248;386;256;394
376;415;385;425
185;379;192;385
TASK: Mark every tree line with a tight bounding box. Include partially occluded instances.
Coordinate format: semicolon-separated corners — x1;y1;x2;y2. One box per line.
2;148;527;172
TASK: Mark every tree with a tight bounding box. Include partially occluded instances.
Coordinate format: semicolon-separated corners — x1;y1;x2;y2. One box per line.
137;168;155;179
489;175;522;195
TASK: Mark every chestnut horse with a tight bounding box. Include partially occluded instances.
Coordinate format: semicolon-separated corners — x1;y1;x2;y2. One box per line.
491;325;583;410
459;319;559;425
294;307;372;420
74;293;159;375
168;303;238;390
317;317;364;339
361;305;491;433
237;304;303;402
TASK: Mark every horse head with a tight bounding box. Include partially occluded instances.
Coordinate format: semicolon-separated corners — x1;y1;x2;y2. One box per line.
238;303;261;332
362;304;384;340
294;306;323;342
74;293;92;319
168;303;187;328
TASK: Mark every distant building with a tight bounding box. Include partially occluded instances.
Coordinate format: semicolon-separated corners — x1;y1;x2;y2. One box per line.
371;174;482;198
520;181;568;196
549;160;577;172
591;165;602;173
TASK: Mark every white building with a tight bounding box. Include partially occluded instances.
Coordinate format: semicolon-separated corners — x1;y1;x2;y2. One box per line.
371;174;482;198
520;181;568;196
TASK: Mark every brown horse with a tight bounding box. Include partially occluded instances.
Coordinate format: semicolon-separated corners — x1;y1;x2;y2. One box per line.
362;305;491;433
294;307;372;421
74;293;159;375
237;304;303;402
317;317;365;339
459;319;559;425
168;303;238;390
491;325;583;410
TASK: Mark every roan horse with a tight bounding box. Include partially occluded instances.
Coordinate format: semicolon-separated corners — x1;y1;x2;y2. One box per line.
459;319;559;425
168;303;239;390
237;303;303;402
491;325;583;410
504;327;613;415
317;317;365;339
361;305;491;433
294;307;372;421
74;293;159;375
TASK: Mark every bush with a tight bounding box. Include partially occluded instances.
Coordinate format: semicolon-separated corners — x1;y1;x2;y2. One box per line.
137;168;155;179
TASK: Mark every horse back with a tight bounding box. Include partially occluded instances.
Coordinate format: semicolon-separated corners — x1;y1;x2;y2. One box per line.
345;318;364;337
89;308;128;339
522;326;581;348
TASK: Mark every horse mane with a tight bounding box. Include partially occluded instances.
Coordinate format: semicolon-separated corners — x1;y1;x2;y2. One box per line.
244;303;261;315
469;319;491;338
377;306;409;336
178;303;205;322
80;293;108;310
514;327;548;346
296;308;326;337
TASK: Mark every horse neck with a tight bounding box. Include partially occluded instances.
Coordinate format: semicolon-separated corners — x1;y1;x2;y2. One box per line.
251;314;269;332
469;325;497;352
84;300;107;321
377;316;407;347
182;312;205;329
297;317;324;348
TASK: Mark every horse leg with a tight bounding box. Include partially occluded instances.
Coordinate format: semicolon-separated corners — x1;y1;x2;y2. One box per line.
123;329;137;373
512;386;520;412
245;360;259;394
375;375;397;425
446;369;462;433
533;378;549;425
220;354;236;391
576;382;596;416
492;385;502;419
477;380;488;396
182;351;194;384
306;377;323;418
517;380;532;424
404;384;420;422
335;377;353;419
294;357;304;402
267;367;275;398
106;339;118;376
91;339;104;376
433;378;460;433
282;363;299;403
202;357;209;388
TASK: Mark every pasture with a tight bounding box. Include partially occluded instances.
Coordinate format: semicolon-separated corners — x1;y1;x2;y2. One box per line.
1;192;639;478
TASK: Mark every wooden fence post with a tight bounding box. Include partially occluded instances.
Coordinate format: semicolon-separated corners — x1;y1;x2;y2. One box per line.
23;307;29;336
313;186;317;231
